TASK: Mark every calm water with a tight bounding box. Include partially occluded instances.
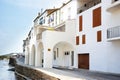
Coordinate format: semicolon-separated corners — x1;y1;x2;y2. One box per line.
0;60;16;80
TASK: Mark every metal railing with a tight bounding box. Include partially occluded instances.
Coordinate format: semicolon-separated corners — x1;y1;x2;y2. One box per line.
23;40;29;46
107;26;120;39
26;40;30;45
77;0;101;14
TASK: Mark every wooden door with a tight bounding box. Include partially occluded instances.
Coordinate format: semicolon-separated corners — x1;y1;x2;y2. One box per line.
78;54;89;69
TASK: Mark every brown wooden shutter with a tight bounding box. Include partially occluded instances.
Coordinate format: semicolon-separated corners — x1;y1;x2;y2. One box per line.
79;16;83;31
76;36;79;45
93;7;101;27
82;35;86;44
97;30;102;42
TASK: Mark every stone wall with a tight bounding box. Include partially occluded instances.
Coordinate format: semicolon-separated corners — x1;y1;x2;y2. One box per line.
15;63;60;80
9;57;16;66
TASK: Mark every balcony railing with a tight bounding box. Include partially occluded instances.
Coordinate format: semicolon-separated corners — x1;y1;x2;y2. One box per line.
77;0;101;14
23;38;30;46
26;40;30;45
107;26;120;41
36;33;42;40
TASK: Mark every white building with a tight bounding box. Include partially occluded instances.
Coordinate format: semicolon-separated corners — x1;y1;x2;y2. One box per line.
24;0;77;68
23;0;120;74
75;0;120;74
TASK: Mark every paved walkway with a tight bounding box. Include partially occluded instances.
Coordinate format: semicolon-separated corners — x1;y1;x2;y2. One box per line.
34;68;120;80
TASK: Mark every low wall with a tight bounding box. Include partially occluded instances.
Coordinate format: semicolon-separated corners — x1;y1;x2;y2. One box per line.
9;57;16;66
15;63;60;80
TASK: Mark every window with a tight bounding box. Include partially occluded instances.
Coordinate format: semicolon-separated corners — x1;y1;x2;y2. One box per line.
54;51;56;60
48;16;50;24
51;14;54;22
68;7;71;19
82;35;86;44
97;30;102;42
39;17;44;25
76;36;79;45
48;14;54;24
79;16;83;31
43;18;45;24
71;51;74;66
57;48;59;57
65;51;69;55
93;7;101;27
55;12;57;25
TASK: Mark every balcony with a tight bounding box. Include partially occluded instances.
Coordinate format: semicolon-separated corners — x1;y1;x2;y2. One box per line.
107;0;120;12
77;0;101;14
36;33;42;40
55;22;66;32
26;40;30;45
107;26;120;41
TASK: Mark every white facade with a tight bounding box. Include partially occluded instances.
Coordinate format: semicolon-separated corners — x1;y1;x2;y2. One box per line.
42;20;76;68
24;0;77;68
75;0;120;74
23;0;120;74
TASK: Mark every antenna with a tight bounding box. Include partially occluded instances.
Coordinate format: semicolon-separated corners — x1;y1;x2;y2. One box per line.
41;8;43;13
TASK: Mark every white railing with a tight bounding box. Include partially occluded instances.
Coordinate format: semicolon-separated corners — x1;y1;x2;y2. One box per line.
107;26;120;39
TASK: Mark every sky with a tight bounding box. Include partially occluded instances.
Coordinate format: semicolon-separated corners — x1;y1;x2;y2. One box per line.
0;0;67;55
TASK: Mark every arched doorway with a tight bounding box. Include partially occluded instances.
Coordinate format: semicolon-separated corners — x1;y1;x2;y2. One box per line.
37;42;44;67
31;45;36;66
53;41;74;68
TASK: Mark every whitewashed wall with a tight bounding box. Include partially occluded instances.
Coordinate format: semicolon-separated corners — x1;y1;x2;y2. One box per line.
75;0;120;74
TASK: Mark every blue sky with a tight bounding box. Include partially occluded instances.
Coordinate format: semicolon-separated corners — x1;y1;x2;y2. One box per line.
0;0;65;55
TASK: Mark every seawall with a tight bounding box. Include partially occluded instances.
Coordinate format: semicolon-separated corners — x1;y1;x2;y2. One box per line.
15;63;60;80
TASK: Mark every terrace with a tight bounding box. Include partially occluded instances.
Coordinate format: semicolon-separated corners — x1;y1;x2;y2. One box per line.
77;0;101;14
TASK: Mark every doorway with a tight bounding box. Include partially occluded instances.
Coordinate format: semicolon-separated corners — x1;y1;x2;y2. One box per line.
78;54;89;69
